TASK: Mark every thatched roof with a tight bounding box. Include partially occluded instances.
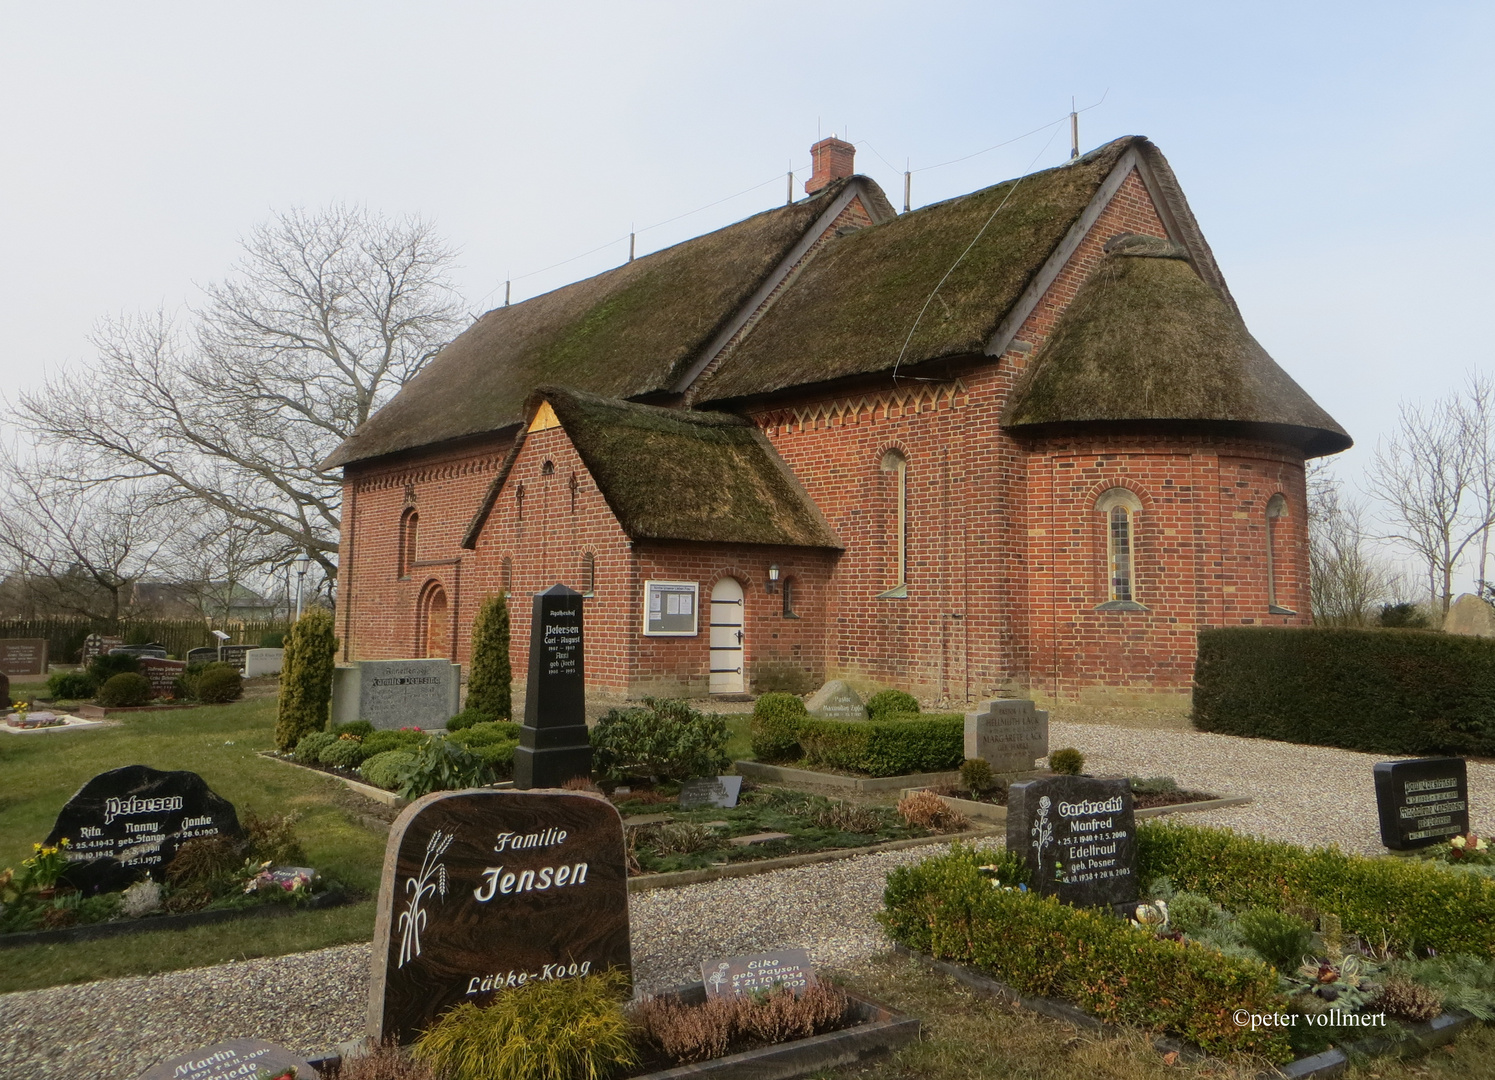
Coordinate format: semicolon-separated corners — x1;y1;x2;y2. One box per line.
462;387;840;549
325;179;881;468
689;137;1145;404
1002;234;1351;455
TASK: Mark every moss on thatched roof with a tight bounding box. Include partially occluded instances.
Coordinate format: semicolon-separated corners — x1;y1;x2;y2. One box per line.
690;137;1142;404
463;387;839;549
325;181;861;468
1002;234;1351;455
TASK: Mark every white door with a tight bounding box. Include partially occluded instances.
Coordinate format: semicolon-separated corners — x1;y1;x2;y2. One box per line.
709;578;745;694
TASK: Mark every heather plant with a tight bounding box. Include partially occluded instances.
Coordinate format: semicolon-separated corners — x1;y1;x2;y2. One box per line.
630;983;849;1066
896;790;969;832
464;591;512;721
275;606;337;752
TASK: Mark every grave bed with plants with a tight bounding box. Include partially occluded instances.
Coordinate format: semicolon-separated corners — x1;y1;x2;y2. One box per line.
0;811;347;947
880;821;1495;1070
34;651;246;715
331;970;918;1080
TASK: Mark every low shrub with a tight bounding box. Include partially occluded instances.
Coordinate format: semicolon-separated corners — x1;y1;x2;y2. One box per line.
880;845;1292;1061
174;661;243;701
865;689;920;720
749;693;807;762
447;708;488;732
87;652;141;684
197;666;243;704
647;822;716;855
294;731;338;762
896;790;969;832
960;758;995;794
45;669;95;700
396;736;490;798
259;631;287;649
362;728;429;757
96;672;152;707
447;722;522;778
361;750;418;791
320;736;367;769
591;698;730;782
333;720;375;738
1139;820;1495;957
1048;747;1084;775
796;714;963;776
1192;626;1495;755
809;800;889;834
1377;977;1444;1022
1236;907;1314;970
1166;891;1225;935
1129;775;1178;795
412;970;635;1080
631;983;848;1066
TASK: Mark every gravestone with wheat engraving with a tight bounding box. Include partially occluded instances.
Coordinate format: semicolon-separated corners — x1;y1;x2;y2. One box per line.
367;788;631;1045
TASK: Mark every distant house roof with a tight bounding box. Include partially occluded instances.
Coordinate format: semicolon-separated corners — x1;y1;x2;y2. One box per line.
462;387;840;550
1001;234;1351;455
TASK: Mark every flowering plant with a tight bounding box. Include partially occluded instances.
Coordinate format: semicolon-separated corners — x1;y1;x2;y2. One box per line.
22;839;71;891
1449;832;1489;860
242;861;316;900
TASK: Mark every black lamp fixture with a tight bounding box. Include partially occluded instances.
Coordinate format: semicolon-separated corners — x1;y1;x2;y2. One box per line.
766;564;780;593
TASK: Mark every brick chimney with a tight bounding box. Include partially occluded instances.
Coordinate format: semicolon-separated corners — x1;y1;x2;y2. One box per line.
805;136;855;195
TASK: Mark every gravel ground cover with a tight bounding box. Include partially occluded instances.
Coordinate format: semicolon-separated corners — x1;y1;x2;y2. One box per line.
5;720;1493;1078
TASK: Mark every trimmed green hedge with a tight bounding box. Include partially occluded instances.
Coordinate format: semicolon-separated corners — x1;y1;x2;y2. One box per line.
1193;626;1495;755
880;845;1292;1060
1139;821;1495;958
797;713;963;776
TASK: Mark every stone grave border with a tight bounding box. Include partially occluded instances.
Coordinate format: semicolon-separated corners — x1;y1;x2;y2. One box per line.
258;750;517;808
903;787;1253;826
894;945;1474;1080
76;702;204;718
733;760;962;793
1;713;112;735
0;888;349;950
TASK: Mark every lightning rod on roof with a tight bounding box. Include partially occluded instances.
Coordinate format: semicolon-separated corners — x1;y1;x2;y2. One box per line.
1070;97;1079;160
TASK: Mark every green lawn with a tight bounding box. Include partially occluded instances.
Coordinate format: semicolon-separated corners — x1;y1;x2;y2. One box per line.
0;697;386;992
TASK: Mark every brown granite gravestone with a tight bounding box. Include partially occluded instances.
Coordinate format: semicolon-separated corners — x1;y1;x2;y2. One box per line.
134;1038;318;1080
368;788;631;1045
139;657;187;699
701;948;816;998
0;638;48;676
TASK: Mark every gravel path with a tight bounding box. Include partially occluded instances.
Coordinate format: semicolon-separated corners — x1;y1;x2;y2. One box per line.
5;720;1493;1078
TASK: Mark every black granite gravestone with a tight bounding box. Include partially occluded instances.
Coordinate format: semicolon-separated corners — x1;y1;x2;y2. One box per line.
185;647;219;666
216;644;252;670
701;948;816;998
1007;775;1137;908
368;789;631;1045
134;1038;318;1080
514;584;591;788
45;765;243;894
1374;757;1470;850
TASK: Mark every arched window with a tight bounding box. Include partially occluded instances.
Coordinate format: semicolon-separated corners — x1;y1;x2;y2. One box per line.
1266;494;1293;614
1095;488;1143;609
419;582;449;658
582;551;596;596
399;508;419;578
501;556;513;592
781;576;798;618
541;459;555;476
878;449;908;598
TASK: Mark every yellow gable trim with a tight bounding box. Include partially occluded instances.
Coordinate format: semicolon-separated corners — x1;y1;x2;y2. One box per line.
527;400;560;432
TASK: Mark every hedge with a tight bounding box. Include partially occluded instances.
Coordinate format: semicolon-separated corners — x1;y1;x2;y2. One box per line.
1139;821;1495;958
880;845;1292;1060
1192;626;1495;755
797;713;963;776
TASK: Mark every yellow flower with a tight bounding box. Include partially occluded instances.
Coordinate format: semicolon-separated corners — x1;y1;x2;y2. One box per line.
1452;836;1467;849
31;843;41;852
59;837;70;847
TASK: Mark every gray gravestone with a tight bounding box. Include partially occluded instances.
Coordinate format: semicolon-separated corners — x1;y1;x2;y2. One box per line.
805;680;867;721
134;1039;318;1080
1375;757;1469;850
701;948;816;998
0;638;48;676
964;699;1049;772
368;789;631;1045
81;634;124;663
109;643;168;660
679;775;743;809
244;647;285;677
1006;775;1137;908
514;584;591;788
332;659;462;730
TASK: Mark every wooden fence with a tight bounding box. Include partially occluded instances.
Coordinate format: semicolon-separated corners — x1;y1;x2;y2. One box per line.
0;617;293;665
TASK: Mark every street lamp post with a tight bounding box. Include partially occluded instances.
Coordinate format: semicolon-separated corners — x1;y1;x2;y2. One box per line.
295;555;310;619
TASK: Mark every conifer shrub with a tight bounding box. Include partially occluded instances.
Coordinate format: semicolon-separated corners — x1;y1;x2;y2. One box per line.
275;607;338;752
361;750;418;791
294;731;338;763
749;692;807;761
97;672;152;707
865;689;920;720
960;758;995;794
1235;907;1314;970
320;736;367;769
362;728;429;757
1048;747;1085;775
447;721;522;777
412;970;635;1080
88;652;141;684
464;591;512;722
333;720;374;738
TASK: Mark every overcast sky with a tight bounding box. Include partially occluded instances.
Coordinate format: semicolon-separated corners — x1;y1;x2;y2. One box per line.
3;2;1492;588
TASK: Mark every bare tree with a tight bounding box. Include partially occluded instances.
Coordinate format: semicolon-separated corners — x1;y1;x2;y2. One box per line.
1366;373;1495;616
8;205;464;580
1307;461;1398;625
159;509;284;621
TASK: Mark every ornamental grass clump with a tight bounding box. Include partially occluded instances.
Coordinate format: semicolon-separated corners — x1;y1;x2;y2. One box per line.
412;970;635;1080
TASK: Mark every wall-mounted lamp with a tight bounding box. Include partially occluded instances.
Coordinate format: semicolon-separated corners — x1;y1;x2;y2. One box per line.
766;564;780;594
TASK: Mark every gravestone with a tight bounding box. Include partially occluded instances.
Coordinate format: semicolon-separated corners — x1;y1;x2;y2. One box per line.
701;948;815;998
0;671;9;707
1374;757;1469;850
965;698;1049;773
514;584;591;788
1007;775;1137;908
1444;594;1495;638
805;680;867;721
45;765;243;894
368;788;631;1045
138;657;187;699
331;659;462;730
679;775;743;809
134;1038;318;1080
244;647;285;677
0;638;48;676
109;642;168;660
81;634;124;663
216;643;252;669
185;647;219;666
